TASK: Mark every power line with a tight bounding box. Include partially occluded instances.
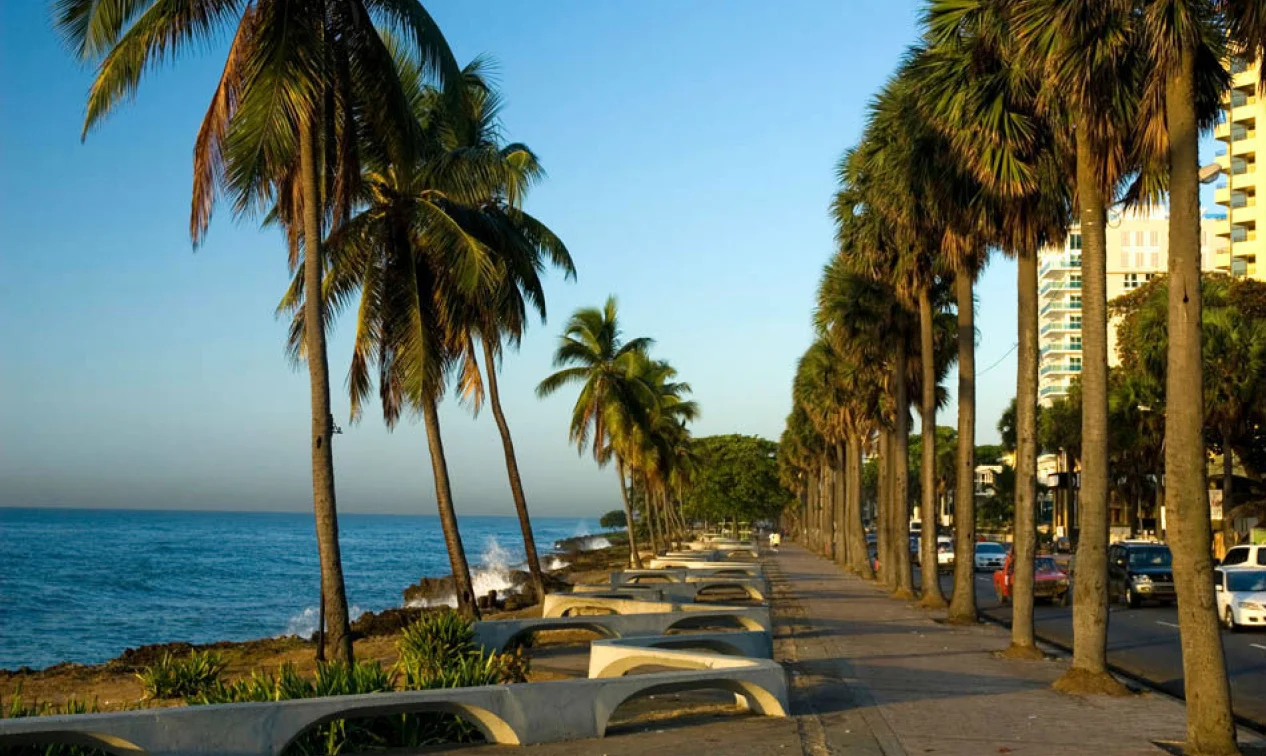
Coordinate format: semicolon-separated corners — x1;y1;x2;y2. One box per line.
977;342;1018;376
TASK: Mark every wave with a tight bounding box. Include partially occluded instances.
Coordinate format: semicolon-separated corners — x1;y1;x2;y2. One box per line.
402;537;519;609
546;556;569;571
282;605;365;639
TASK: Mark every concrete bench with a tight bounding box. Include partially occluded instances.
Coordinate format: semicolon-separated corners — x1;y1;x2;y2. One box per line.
472;605;773;654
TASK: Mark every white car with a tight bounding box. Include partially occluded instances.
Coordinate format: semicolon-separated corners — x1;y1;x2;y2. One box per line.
935;536;955;572
975;542;1008;572
1215;566;1266;631
1222;544;1266;568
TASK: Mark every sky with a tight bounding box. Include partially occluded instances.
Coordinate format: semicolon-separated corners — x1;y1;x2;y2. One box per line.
0;0;1194;517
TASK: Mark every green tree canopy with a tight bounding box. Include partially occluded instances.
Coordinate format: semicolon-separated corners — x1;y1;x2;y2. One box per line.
682;435;791;523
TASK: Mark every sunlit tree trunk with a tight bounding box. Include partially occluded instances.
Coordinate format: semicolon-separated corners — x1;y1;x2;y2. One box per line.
848;434;875;579
948;274;977;623
919;287;946;608
836;441;849;568
480;339;545;603
1006;250;1041;657
878;432;892;588
1057;126;1118;692
893;346;914;599
617;459;643;569
420;400;479;619
298;115;353;663
1165;48;1238;755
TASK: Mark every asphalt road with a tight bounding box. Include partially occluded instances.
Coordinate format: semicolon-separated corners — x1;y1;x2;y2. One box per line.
913;568;1266;729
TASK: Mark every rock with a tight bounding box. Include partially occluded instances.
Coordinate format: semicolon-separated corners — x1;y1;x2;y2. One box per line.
350;607;428;638
402;575;457;606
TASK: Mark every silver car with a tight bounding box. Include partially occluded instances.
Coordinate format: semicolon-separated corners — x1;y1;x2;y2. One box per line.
974;542;1007;572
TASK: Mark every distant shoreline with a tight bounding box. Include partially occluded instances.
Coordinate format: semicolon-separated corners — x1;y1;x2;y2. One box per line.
0;505;607;519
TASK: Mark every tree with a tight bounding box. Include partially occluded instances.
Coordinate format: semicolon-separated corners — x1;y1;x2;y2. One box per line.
683;435;791;525
537;297;653;568
56;0;463;663
600;510;627;530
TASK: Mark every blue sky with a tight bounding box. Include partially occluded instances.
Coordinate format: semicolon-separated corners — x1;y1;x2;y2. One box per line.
1;1;1081;516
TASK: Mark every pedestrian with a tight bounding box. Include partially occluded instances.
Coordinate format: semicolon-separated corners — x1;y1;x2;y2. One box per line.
768;530;781;551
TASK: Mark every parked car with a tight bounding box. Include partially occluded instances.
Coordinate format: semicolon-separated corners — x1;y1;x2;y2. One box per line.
1221;544;1266;568
974;542;1007;572
1108;541;1176;608
935;537;955;573
993;553;1069;605
1214;566;1266;631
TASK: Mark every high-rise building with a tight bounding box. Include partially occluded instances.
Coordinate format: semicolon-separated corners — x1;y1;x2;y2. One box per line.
1037;209;1225;407
1213;59;1264;279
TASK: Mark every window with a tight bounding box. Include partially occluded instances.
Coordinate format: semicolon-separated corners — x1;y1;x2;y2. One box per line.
1070;295;1082;309
1259;551;1266;567
1121;231;1131;248
1069;234;1082;251
1121;250;1130;268
1149;252;1159;269
1223;547;1249;567
1135;231;1144;247
1149;231;1159;248
1135;251;1145;268
1070;274;1082;289
1069;357;1082;371
1070;336;1082;350
1071;315;1082;329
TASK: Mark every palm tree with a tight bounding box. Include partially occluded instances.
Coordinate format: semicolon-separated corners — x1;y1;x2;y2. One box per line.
56;0;462;663
538;297;653;568
437;62;577;605
918;0;1074;641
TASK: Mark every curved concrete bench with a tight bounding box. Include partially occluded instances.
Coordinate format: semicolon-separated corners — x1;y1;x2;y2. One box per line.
587;631;773;678
473;606;772;654
0;665;788;755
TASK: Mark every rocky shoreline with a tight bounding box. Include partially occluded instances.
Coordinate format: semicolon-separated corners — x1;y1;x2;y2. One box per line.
0;533;629;708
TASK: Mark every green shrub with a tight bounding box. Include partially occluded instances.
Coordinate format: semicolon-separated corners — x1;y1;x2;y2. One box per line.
136;651;225;700
396;609;475;678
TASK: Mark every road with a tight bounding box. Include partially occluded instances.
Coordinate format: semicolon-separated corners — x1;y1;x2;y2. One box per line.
913;568;1266;729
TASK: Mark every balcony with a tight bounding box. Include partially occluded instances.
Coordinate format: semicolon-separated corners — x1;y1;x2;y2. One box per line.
1040;384;1070;399
1040;363;1082;377
1040;299;1082;319
1039;322;1078;337
1039;280;1082;297
1039;255;1082;278
1041;341;1082;355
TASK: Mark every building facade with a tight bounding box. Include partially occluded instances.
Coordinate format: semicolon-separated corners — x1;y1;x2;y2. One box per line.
1037;210;1225;407
1213;59;1264;279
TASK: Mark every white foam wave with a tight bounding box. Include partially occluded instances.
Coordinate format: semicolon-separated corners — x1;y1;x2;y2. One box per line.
404;595;457;609
576;535;611;551
282;605;364;638
546;556;569;571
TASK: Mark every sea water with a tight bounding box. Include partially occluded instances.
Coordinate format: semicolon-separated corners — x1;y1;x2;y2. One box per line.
0;508;600;670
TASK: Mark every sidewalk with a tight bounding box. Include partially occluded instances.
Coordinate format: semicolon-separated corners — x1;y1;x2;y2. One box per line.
457;544;1263;755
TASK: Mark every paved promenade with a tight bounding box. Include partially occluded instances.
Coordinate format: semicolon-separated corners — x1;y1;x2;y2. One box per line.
456;544;1264;756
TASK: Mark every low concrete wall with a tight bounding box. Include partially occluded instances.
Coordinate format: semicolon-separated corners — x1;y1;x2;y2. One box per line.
587;631;773;678
0;666;787;755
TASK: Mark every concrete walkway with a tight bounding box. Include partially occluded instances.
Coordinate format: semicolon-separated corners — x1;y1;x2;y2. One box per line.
455;544;1264;755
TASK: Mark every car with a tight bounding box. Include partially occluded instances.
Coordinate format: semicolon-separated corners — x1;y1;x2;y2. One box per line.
974;542;1007;572
1108;542;1176;608
935;537;955;573
1221;544;1266;568
994;553;1069;605
1214;566;1266;631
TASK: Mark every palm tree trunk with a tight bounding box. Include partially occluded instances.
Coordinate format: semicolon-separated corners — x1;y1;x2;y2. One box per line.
479;339;545;603
892;347;914;599
298;114;353;664
878;431;892;588
948;273;977;624
420;399;479;620
1006;249;1042;658
1060;125;1115;689
1165;49;1238;753
849;434;875;579
1223;425;1234;511
617;459;644;569
836;441;849;568
644;478;662;556
918;288;946;608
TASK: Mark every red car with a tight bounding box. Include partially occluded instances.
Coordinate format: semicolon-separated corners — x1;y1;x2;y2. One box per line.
994;552;1070;605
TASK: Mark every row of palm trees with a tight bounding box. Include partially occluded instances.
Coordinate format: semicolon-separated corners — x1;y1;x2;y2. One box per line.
62;2;577;659
782;2;1265;754
538;297;699;569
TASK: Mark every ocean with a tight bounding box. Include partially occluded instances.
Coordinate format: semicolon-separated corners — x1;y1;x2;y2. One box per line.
0;508;603;671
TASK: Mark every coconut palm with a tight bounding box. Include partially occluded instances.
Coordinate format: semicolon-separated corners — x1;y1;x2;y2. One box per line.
436;63;576;605
56;0;463;663
537;298;653;568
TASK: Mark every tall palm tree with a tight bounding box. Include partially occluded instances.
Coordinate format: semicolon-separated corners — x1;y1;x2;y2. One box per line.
437;62;577;605
538;297;653;568
56;0;462;663
918;0;1075;641
1146;2;1257;747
